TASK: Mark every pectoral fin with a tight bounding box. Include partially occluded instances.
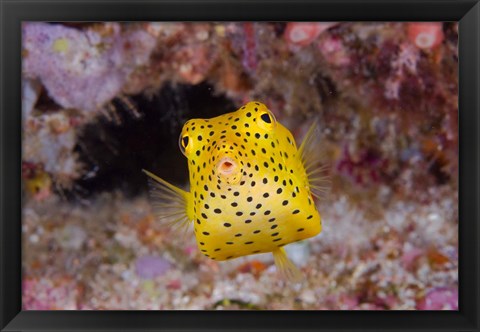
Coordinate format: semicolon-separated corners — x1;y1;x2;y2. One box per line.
143;169;192;233
298;119;331;200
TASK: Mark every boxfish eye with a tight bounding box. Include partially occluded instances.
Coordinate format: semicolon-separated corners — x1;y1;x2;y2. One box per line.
179;135;190;156
257;110;276;130
260;113;272;123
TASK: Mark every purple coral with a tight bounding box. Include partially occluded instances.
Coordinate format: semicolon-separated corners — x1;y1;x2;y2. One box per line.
22;23;156;112
135;255;172;279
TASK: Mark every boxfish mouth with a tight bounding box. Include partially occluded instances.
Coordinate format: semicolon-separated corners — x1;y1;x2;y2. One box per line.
216;157;238;176
214;145;243;185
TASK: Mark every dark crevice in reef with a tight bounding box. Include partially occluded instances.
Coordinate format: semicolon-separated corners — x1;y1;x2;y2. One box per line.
69;82;236;200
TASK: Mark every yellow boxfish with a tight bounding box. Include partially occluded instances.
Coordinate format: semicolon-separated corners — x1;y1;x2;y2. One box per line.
144;102;328;281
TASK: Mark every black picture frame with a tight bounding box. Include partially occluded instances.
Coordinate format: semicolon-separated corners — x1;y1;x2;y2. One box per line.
1;0;479;331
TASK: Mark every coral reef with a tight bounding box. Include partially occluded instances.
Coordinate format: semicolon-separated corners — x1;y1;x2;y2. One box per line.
21;22;458;310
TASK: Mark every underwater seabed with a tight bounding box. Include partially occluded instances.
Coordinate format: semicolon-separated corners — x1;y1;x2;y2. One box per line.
21;22;458;310
22;183;458;310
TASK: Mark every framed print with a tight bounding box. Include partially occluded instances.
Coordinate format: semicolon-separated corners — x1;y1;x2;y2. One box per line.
1;0;479;331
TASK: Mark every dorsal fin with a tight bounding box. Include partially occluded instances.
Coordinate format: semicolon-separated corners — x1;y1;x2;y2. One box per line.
142;169;192;235
297;119;331;200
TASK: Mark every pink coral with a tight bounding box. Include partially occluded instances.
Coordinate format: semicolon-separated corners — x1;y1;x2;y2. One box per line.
401;247;424;270
174;44;211;85
284;22;337;47
416;287;458;310
407;22;444;50
242;23;258;74
336;145;388;186
317;35;350;66
22;277;82;310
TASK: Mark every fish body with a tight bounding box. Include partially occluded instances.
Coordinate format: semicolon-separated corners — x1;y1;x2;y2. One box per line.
145;102;327;281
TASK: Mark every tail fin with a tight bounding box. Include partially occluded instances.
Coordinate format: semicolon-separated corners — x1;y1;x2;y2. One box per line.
272;248;303;283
